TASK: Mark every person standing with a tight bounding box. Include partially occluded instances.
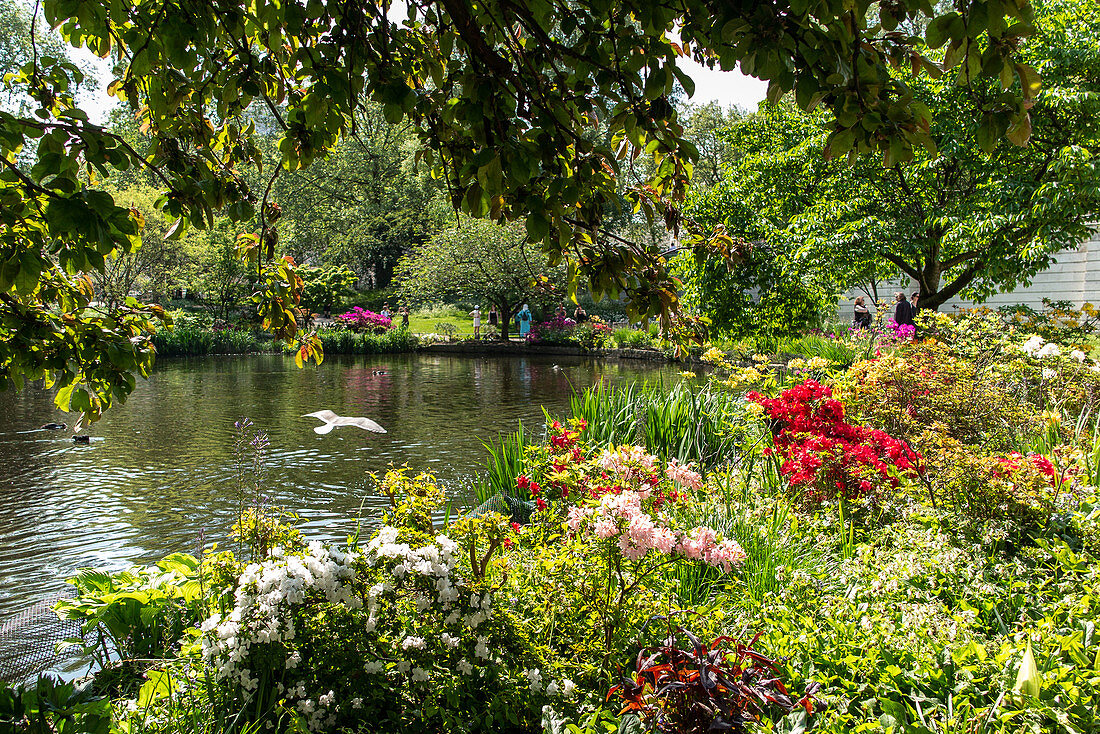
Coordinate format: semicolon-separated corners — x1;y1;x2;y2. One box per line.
910;292;920;320
853;296;872;328
555;303;567;319
399;305;410;329
380;303;392;320
893;292;912;326
488;306;499;327
518;303;532;338
470;305;482;339
573;304;588;323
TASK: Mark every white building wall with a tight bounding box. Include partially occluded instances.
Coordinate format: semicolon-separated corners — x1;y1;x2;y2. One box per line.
836;230;1100;319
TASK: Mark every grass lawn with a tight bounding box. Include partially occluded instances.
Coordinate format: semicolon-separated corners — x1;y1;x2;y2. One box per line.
407;312;472;335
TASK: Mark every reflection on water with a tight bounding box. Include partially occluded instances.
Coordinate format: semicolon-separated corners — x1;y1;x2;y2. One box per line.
0;353;674;622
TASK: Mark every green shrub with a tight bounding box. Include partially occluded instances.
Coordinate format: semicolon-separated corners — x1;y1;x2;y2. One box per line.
313;327;418;354
612;327;656;349
836;341;1040;451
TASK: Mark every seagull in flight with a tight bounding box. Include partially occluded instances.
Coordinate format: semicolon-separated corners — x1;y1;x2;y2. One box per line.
303;410;387;435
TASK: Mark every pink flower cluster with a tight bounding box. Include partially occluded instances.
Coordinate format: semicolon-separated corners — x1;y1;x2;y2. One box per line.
665;458;703;491
335;307;391;332
599;446;660;485
566;489;746;571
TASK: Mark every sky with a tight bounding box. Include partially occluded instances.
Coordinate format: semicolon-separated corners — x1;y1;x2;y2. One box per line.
679;59;767;112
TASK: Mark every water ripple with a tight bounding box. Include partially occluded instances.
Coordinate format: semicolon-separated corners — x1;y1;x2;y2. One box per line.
0;353;672;624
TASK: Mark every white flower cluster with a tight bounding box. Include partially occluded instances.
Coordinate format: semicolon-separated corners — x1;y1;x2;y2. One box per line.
199;541;359;692
199;528;504;731
521;668;576;698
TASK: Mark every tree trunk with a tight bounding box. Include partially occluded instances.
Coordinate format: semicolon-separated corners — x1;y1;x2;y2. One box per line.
496;300;511;340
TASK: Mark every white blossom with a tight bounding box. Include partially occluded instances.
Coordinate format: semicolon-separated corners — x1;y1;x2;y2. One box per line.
1022;335;1045;356
401;636;426;651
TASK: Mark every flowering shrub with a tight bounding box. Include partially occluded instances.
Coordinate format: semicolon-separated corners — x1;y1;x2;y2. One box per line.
998;299;1100;344
749;380;921;503
915;428;1074;539
885;318;915;341
837;341;1040;450
527;315;576;344
1013;334;1100;417
510;419;746;671
196;468;573;732
334;306;392;333
526;316;613;348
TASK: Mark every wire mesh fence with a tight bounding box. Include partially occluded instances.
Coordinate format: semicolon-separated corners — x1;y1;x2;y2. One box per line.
0;592;89;685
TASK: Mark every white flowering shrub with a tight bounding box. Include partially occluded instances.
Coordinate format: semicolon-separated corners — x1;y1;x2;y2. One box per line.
196;469;580;732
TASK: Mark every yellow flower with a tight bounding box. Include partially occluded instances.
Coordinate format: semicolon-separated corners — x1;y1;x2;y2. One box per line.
1039;410;1061;426
701;347;727;365
751;353;769;363
678;371;696;379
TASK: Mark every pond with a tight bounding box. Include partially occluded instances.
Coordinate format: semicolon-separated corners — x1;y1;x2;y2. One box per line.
0;353;680;624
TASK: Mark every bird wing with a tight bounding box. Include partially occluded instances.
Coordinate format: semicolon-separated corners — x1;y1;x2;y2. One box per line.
334;416;387;433
313;422;337;435
303;410;339;422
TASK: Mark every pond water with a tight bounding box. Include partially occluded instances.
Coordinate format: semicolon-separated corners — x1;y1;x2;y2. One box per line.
0;353;678;623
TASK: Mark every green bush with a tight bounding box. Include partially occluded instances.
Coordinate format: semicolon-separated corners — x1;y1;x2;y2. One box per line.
313;327;419;354
611;327;656;349
152;326;280;357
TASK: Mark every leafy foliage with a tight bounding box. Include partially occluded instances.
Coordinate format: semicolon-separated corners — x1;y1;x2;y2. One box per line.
0;0;1053;420
687;0;1100;311
614;623;804;734
395;219;566;340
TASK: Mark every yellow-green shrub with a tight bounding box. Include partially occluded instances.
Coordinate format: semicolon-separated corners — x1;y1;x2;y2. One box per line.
836;341;1040;451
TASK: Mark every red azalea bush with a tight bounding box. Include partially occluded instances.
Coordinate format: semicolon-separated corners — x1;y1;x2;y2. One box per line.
335;306;392;333
748;380;921;502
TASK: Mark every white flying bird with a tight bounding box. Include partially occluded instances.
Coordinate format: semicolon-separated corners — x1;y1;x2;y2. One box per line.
303;410;387;435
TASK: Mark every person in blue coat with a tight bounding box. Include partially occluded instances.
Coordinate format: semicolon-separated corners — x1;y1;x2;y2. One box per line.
518;304;532;337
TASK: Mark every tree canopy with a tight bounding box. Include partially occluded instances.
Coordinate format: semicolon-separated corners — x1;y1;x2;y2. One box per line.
689;0;1100;312
395;219;566;340
0;0;1048;421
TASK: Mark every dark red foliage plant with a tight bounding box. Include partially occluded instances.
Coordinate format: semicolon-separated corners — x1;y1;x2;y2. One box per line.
611;619;816;734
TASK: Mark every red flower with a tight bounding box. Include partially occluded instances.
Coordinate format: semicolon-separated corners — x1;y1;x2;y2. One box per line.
535;498;547;510
755;379;922;502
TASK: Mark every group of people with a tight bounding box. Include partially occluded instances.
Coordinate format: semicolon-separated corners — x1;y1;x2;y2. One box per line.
467;302;590;339
469;305;528;338
851;292;920;328
379;304;411;328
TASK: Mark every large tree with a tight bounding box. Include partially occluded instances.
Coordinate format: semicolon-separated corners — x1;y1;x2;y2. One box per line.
395;219;566;340
0;0;1045;422
691;0;1100;311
